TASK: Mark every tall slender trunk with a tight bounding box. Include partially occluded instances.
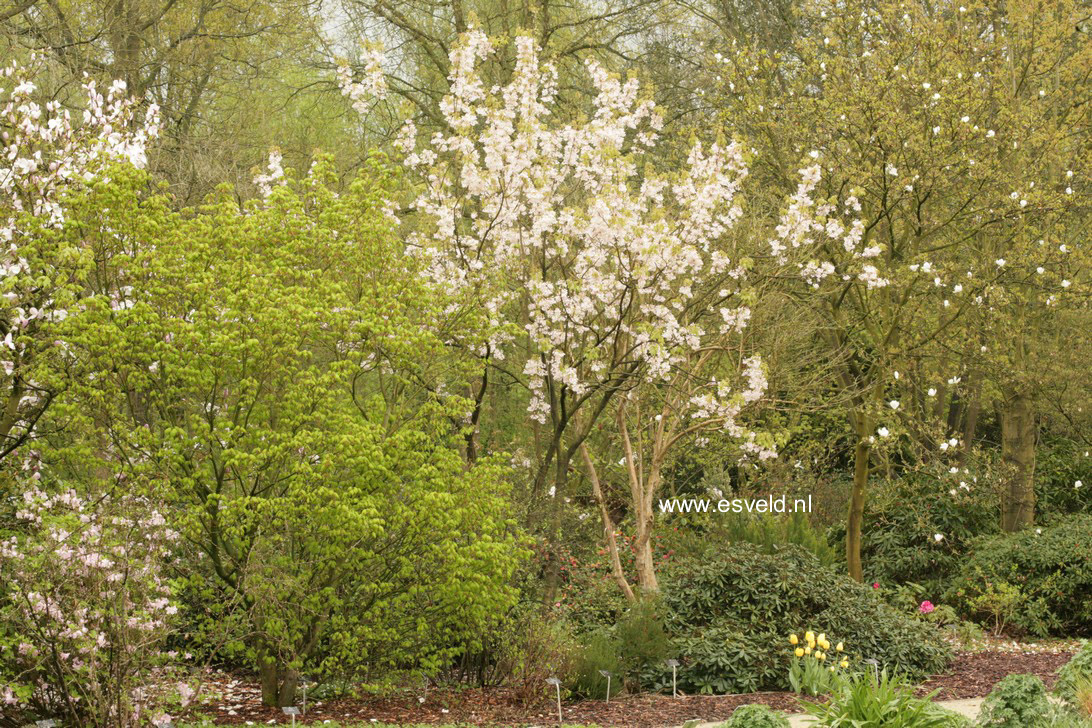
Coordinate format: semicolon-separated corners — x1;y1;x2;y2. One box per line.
580;443;636;602
960;368;982;467
846;412;871;582
632;499;658;594
618;403;660;595
542;454;571;603
1000;391;1037;531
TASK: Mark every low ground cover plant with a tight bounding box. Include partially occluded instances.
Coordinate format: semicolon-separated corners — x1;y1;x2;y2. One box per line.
803;668;965;728
1056;642;1092;710
720;704;791;728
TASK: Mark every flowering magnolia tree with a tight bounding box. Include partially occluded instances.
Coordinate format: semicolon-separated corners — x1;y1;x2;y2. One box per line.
0;58;159;463
340;31;820;597
684;0;1090;577
0;455;177;727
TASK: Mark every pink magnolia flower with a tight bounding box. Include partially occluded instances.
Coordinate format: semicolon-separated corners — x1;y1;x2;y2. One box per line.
919;600;935;615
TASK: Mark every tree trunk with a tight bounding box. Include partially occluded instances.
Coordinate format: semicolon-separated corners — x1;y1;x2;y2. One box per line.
617;404;660;595
542;456;571;604
1000;391;1037;531
960;369;982;467
259;657;280;707
258;649;298;707
580;444;636;602
630;471;658;594
846;416;871;581
633;515;658;594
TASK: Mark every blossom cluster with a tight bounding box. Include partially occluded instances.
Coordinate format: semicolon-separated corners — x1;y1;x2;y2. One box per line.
771;162;883;289
340;31;770;448
0;58;160;447
789;630;849;669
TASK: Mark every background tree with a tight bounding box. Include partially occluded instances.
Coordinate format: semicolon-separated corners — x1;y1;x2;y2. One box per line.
666;0;1090;576
0;0;336;201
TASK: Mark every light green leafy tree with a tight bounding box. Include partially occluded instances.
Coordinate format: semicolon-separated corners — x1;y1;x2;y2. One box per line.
51;159;525;707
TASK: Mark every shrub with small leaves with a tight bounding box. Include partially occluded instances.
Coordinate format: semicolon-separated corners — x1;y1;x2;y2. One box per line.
660;544;950;694
947;515;1092;636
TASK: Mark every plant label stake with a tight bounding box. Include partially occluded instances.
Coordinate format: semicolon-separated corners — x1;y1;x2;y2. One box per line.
282;706;300;727
546;677;562;722
36;721;57;728
598;669;612;703
299;676;311;715
666;659;680;697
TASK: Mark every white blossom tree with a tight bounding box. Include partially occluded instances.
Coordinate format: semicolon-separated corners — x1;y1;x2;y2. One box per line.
340;31;828;597
0;57;159;463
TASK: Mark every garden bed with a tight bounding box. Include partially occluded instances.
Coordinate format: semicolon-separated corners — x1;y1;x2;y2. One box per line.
185;646;1076;726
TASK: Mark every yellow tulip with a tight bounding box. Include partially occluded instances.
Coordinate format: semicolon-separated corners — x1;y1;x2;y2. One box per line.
795;648;804;658
790;634;799;645
840;659;849;669
818;633;826;644
836;642;844;652
817;652;825;660
804;646;812;655
819;639;830;651
805;631;815;642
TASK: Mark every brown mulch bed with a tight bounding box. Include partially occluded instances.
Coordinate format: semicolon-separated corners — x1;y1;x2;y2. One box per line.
187;648;1076;726
916;649;1075;701
189;679;802;726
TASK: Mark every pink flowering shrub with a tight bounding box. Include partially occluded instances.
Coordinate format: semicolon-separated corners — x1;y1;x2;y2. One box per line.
0;454;178;727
